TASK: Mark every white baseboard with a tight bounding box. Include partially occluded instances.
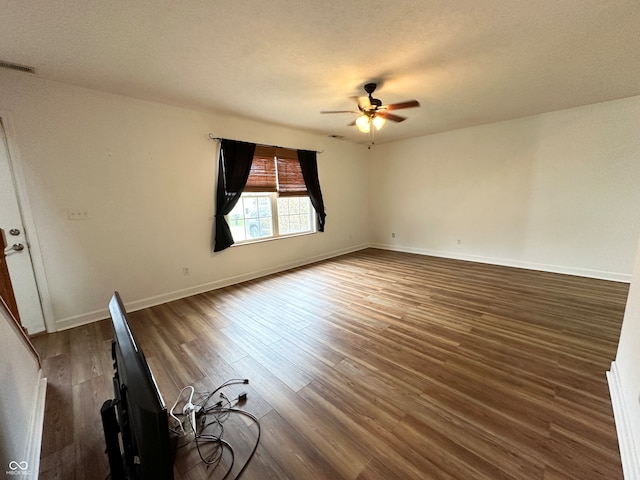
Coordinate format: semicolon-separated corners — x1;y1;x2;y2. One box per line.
607;361;640;480
55;243;370;331
370;243;631;283
25;374;47;480
54;242;630;331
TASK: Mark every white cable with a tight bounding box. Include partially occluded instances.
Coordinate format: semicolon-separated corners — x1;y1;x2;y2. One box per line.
169;385;195;435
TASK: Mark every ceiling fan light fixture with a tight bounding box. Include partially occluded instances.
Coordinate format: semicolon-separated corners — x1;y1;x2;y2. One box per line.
320;82;419;139
372;116;386;130
356;115;371;133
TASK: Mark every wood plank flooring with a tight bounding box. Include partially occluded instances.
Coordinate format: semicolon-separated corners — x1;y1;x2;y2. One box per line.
32;248;627;480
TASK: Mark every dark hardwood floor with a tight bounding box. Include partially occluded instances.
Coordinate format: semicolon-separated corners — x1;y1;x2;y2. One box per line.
32;248;627;479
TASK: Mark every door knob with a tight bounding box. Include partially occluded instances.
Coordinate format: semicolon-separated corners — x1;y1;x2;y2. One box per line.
9;229;20;236
10;243;24;252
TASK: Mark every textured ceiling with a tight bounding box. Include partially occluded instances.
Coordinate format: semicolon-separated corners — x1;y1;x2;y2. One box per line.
1;0;639;144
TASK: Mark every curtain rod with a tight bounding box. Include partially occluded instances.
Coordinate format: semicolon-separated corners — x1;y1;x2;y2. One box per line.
208;133;323;154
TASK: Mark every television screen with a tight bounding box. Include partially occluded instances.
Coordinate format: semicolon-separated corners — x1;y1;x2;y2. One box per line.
107;291;174;480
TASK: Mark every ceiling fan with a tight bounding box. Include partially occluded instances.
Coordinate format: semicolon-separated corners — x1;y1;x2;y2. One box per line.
321;82;420;138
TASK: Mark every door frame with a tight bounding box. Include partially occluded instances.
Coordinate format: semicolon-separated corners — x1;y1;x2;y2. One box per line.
0;228;22;325
0;111;55;332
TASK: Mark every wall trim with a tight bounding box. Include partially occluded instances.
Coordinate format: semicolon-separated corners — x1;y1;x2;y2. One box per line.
56;240;631;330
607;361;640;480
370;243;631;283
55;243;370;331
56;241;631;330
25;374;46;480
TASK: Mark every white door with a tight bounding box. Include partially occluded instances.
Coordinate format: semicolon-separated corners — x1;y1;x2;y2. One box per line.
0;118;46;334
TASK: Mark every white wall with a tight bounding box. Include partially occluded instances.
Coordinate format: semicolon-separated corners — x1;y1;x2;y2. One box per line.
1;67;638;331
0;70;370;330
0;303;45;479
369;96;640;281
610;237;640;477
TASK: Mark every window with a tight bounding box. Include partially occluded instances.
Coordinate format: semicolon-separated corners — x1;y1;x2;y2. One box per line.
226;147;316;243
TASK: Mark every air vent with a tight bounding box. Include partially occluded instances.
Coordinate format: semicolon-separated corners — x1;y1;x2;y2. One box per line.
0;60;36;74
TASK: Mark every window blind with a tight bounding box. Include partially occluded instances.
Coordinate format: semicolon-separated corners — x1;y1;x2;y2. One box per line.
277;150;307;197
245;146;277;192
244;146;307;196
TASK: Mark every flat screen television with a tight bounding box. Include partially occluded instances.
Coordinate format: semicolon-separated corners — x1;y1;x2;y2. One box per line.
102;291;174;480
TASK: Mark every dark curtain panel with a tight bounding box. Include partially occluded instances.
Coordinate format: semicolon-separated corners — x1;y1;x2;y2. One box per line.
214;139;256;252
297;150;326;232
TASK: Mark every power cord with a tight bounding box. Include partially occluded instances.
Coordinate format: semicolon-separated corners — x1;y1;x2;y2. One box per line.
169;386;196;435
170;379;259;479
197;378;249;410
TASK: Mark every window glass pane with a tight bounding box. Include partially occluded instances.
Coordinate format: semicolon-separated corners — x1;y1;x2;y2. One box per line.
228;193;314;244
257;197;271;216
226;194;273;241
245;196;272;239
258;217;273;237
244;197;258;217
290;215;301;232
300;214;310;231
290;198;301;214
228;198;248;241
279;215;290;234
277;197;289;215
277;196;313;235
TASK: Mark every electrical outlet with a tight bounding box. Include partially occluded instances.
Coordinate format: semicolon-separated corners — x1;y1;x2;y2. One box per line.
182;267;190;276
391;232;396;238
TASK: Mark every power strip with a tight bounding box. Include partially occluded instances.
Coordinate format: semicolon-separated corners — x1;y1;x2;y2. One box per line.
183;403;202;433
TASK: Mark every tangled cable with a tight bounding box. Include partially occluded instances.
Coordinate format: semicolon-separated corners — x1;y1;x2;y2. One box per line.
169;379;260;479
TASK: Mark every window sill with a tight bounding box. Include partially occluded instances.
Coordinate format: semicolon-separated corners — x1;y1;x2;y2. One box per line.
231;230;317;247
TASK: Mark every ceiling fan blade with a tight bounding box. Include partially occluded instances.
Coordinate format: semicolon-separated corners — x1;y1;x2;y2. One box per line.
347;120;356;126
384;100;420;111
376;111;406;122
320;110;359;114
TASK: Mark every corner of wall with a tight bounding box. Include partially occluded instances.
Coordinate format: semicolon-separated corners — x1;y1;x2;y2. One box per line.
607;361;640;480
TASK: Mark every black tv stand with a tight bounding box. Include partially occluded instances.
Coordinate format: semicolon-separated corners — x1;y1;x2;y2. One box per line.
101;399;126;480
